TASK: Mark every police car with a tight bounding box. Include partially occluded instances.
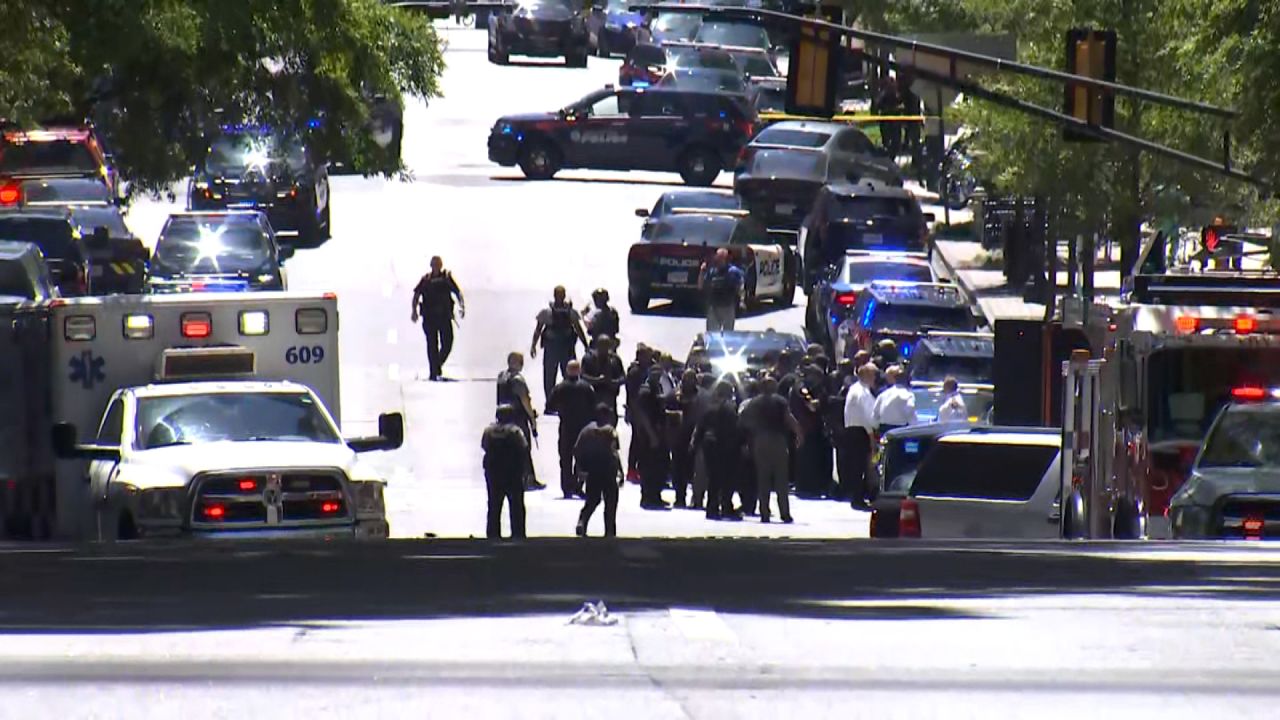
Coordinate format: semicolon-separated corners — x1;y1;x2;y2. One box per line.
488;85;755;185
635;189;742;239
146;211;290;294
687;329;806;382
626;210;794;313
804;250;935;353
188;124;331;246
837;281;979;361
487;0;591;67
799;181;934;289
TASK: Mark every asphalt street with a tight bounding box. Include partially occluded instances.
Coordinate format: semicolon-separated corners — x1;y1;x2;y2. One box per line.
125;26;864;541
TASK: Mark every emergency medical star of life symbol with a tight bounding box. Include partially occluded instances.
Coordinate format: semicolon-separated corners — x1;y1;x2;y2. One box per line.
68;350;106;390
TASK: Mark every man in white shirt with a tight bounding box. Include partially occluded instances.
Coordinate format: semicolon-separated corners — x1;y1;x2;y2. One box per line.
873;365;917;434
936;376;969;424
843;363;878;508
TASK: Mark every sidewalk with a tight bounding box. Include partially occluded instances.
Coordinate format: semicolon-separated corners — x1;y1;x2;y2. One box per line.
933;237;1123;326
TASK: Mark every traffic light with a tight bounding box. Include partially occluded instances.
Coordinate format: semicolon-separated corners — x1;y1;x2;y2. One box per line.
1063;28;1116;141
785;4;843;118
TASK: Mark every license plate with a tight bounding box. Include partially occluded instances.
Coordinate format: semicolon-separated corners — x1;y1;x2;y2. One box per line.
667;271;689;284
863;233;883;245
776;203;796;215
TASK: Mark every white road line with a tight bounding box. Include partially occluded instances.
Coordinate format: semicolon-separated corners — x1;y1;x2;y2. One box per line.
668;608;737;643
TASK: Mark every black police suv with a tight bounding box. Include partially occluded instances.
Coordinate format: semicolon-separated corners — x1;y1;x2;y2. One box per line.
0;210;91;296
798;181;934;290
488;86;756;185
842;281;978;362
187;125;331;247
146;211;289;294
488;0;591;67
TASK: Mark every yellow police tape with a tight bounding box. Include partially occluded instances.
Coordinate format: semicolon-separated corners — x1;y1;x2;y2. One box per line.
757;112;930;124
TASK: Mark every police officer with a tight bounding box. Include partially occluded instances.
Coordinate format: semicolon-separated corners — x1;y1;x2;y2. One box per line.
548;360;598;499
791;364;833;497
634;366;672;510
574;404;624;537
581;335;626;423
740;376;803;523
481;405;529;539
410;256;465;381
698;248;745;332
624;344;656;481
582;288;620;345
671;369;701;508
693;381;742;521
497;351;544;491
531;285;589;409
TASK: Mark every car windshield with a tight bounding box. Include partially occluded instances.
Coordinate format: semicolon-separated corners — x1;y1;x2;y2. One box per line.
701;332;806;360
752;86;786;112
844;261;931;285
69;207;132;238
882;433;945;493
605;0;629;10
912;440;1057;501
695;21;769;49
1148;347;1280;443
21;179;111;205
746;149;827;179
872;304;976;333
205;133;306;176
833;196;917;221
0;217;77;260
667;192;741;213
1199;406;1280;468
911;355;993;384
628;45;667;66
518;0;574;17
651;215;736;245
732;52;776;77
669;47;737;71
659;68;745;94
0;260;36;299
912;386;993;422
652;13;700;39
135;391;341;450
152;220;270;275
753;127;831;148
0;140;98;175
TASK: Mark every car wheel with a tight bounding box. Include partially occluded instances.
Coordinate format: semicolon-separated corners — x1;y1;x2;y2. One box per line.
297;199;321;247
777;267;795;307
518;141;560;180
320;198;332;240
628;286;649;314
678;147;721;186
1112;498;1146;540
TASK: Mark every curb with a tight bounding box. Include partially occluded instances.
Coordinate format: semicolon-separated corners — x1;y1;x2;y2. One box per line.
931;239;996;327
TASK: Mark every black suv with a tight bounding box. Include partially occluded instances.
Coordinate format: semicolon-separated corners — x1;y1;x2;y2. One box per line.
799;181;933;288
488;86;756;185
488;0;591;67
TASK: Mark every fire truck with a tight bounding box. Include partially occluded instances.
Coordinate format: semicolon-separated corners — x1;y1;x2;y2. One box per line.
1054;228;1280;539
0;292;399;541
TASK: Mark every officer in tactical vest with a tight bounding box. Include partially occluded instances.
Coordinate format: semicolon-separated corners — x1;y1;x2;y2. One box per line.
530;285;589;409
698;248;745;332
582;288;621;345
411;256;466;381
481;404;530;539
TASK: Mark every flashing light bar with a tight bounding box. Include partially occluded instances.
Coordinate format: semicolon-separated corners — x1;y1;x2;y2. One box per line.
1231;386;1280;401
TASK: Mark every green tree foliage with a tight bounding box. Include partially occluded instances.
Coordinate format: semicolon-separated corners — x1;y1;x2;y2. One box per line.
0;0;444;192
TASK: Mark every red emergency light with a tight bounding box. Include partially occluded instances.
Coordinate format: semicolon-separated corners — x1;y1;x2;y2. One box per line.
181;312;212;338
0;182;20;205
1235;315;1257;334
1175;315;1199;334
237;479;257;491
320;501;342;514
1231;386;1268;400
1244;515;1264;539
202;504;226;520
835;291;857;306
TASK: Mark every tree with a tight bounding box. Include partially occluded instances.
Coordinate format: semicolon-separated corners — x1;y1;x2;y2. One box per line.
0;0;444;193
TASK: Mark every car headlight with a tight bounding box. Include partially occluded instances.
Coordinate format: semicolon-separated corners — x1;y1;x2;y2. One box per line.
138;487;186;521
350;480;386;518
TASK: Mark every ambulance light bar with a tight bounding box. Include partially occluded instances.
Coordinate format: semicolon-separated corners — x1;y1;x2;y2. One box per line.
158;347;256;381
1231;386;1280;401
1175;313;1269;335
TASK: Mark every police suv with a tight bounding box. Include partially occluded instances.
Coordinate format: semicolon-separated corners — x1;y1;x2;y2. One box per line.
0;293;399;541
907;331;995;424
838;281;979;361
488;85;756;185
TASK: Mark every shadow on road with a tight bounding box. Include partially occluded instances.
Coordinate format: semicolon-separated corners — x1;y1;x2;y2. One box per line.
1;539;1279;633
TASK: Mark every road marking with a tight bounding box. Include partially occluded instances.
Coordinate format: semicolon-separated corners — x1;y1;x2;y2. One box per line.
387;328;399;345
669;608;737;643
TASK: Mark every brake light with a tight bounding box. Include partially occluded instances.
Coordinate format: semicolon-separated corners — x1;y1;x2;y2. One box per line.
835;291;856;306
321;501;342;514
1232;386;1268;400
898;499;921;538
736;118;754;137
1175;315;1199;334
0;182;20;205
238;479;257;491
1244;515;1265;539
1235;315;1257;334
181;312;212;338
203;504;226;520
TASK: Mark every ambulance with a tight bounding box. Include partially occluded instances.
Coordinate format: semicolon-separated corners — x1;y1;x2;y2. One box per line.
0;292;400;541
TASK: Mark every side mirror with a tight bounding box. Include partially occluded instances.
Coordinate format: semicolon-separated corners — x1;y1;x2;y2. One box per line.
635;208;649;218
279;246;296;261
347;412;405;453
52;422;121;461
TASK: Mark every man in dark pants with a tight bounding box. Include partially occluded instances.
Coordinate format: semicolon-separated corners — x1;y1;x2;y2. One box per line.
633;366;672;509
547;359;598;499
581;335;625;423
827;359;857;500
410;256;465;381
698;248;745;332
481;405;529;539
740;376;803;523
623;344;656;481
497;351;544;490
575;404;624;537
531;285;589;409
670;369;701;508
693;381;742;521
790;364;832;497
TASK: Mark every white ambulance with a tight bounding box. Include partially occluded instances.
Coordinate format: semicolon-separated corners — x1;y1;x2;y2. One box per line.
1;292;399;540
